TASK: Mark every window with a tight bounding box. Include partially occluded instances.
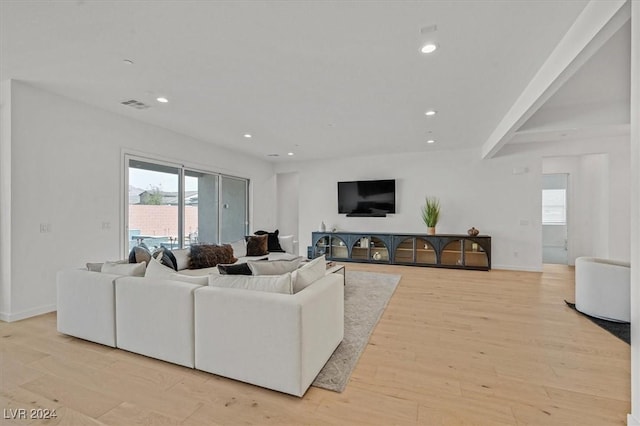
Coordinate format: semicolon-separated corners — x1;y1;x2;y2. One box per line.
126;156;248;254
542;189;566;225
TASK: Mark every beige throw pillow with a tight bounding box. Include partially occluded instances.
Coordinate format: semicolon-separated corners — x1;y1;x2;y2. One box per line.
247;257;303;276
229;239;247;258
172;248;191;271
145;257;208;285
101;261;146;277
293;255;326;293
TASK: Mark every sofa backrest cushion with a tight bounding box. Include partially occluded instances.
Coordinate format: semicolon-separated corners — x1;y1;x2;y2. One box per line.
293;255;326;293
247;257;303;276
102;261;146;277
87;259;127;272
209;273;293;294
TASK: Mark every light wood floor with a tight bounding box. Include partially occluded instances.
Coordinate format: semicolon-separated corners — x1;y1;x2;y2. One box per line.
0;264;630;425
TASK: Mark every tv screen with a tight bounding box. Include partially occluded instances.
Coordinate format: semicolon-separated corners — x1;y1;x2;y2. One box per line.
338;179;396;216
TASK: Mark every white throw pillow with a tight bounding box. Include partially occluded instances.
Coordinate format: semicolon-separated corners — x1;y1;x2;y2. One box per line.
230;239;247;258
172;248;191;271
145;257;175;278
278;235;294;254
145;257;208;285
101;261;146;277
294;255;326;293
247;257;302;276
87;259;127;272
208;273;293;294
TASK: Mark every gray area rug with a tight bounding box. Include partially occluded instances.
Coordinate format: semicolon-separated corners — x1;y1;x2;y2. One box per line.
312;270;401;393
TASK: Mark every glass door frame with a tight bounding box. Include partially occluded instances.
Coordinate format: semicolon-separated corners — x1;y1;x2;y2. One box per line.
122;153;249;258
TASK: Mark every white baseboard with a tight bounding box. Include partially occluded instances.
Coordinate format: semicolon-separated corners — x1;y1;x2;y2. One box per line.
492;264;543;273
629;413;640;426
0;304;56;322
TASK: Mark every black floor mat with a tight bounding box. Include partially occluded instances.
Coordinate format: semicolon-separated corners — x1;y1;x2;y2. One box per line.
565;300;629;344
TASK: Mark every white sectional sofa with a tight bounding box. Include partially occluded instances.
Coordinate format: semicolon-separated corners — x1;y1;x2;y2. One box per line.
56;269;119;347
195;274;344;396
56;249;344;397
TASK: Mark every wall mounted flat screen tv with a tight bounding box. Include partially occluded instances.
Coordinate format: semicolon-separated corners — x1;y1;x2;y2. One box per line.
338;179;396;216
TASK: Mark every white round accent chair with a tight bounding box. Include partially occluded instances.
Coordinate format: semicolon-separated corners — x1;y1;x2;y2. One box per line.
575;256;630;323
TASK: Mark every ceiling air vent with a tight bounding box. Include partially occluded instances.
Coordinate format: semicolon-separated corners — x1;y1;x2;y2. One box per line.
121;99;150;110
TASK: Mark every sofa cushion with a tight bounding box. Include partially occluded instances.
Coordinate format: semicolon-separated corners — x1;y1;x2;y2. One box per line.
208;273;293;294
247;257;303;276
179;266;220;277
190;244;237;269
101;261;146;277
294;255;326;293
129;245;152;265
229;239;247;258
246;235;268;256
255;229;283;252
217;263;252;275
87;262;103;272
170;273;209;286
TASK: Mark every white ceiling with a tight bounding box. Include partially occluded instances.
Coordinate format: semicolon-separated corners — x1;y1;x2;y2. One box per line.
511;20;631;145
3;0;622;162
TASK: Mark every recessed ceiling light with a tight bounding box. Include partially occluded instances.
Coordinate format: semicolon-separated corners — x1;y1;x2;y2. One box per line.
287;152;294;156
156;97;169;103
421;43;438;54
427;139;435;144
425;110;437;116
244;134;252;139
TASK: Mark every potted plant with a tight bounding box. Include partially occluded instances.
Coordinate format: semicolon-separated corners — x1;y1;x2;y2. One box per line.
421;197;440;235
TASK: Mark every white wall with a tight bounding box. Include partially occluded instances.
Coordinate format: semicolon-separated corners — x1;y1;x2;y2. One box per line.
543;148;629;265
0;80;12;317
277;148;543;271
0;80;276;321
276;172;299;240
629;2;639;424
276;135;630;271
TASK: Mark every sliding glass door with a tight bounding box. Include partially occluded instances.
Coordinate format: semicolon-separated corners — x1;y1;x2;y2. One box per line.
127;159;180;252
126;155;248;254
220;176;248;243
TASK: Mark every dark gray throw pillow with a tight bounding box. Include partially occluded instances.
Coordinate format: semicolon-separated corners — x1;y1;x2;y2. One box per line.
129;244;152;265
218;257;268;275
217;263;252;275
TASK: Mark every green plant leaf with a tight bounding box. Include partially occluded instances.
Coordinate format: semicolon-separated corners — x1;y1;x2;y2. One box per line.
421;197;440;227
